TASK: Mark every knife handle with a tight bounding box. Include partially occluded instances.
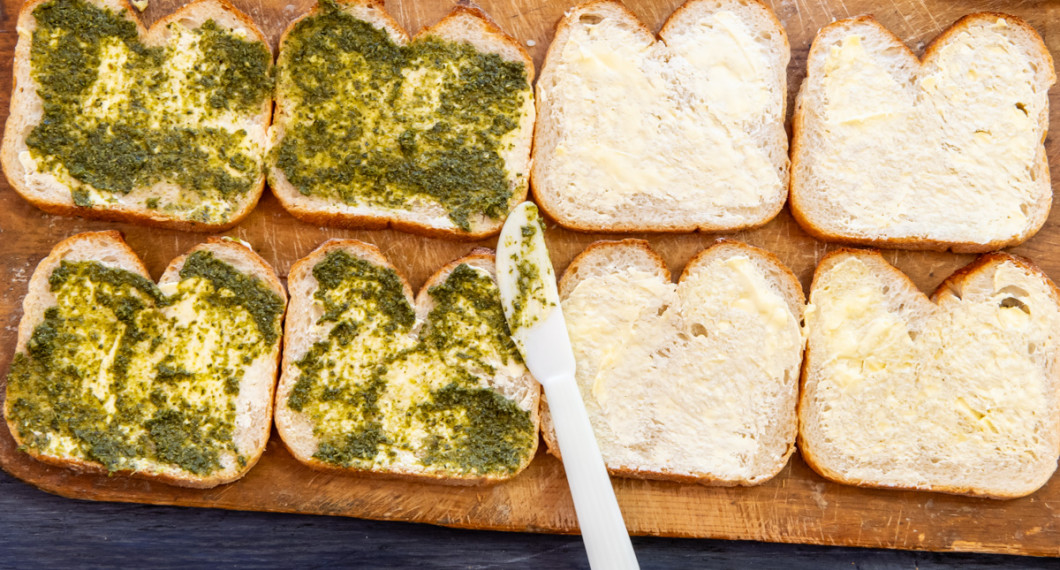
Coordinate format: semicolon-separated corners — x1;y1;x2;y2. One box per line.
542;373;640;570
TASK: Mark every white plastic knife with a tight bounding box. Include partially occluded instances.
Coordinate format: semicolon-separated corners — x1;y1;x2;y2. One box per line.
496;202;639;570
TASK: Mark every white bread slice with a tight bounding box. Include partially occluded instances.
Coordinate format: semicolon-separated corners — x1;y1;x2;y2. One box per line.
275;240;540;484
531;0;790;232
267;0;535;240
5;231;287;488
0;0;273;231
799;249;1060;498
790;14;1055;252
541;239;804;485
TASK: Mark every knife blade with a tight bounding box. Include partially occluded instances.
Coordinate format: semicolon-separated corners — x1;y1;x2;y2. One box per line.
496;202;639;570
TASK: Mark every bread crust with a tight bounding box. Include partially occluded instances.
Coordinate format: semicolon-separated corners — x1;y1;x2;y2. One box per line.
0;0;273;232
545;238;804;485
531;0;790;233
797;248;1060;499
5;231;287;488
790;14;1055;253
268;0;534;241
275;240;540;485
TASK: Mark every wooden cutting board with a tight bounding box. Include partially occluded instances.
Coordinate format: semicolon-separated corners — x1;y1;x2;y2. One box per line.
1;0;1059;557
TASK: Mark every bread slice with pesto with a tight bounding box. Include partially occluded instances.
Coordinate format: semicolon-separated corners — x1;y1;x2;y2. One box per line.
800;249;1060;498
541;239;804;485
790;14;1055;252
1;0;274;231
5;231;287;488
267;0;535;239
275;240;540;484
531;0;790;232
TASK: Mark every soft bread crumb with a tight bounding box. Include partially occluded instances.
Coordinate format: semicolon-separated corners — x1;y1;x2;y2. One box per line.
791;14;1055;251
541;239;805;485
531;0;790;232
799;249;1060;498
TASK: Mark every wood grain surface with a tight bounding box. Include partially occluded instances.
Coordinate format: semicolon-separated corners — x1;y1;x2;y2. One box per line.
1;0;1059;558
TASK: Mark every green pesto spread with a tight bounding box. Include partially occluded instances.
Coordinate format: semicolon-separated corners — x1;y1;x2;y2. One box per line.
25;0;272;222
507;205;554;333
6;252;284;476
273;0;530;231
288;250;534;476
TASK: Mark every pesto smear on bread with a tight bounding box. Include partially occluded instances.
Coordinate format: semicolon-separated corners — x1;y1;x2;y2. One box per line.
6;252;284;476
25;0;272;223
272;0;530;231
287;250;535;475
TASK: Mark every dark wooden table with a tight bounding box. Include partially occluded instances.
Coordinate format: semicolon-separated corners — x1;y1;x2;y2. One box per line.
1;469;1053;568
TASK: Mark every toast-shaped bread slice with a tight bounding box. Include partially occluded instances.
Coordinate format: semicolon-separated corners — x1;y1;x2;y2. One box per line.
800;250;1060;498
268;0;535;239
275;240;540;484
532;0;790;232
1;0;273;231
541;239;804;485
5;231;286;488
791;14;1055;252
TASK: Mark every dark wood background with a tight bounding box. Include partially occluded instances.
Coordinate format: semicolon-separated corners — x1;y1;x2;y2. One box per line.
3;468;1057;568
2;0;1060;566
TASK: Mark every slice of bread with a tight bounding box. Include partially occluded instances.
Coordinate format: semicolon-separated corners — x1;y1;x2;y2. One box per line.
275;240;540;484
541;239;804;485
790;14;1055;252
1;0;273;231
531;0;790;232
799;249;1060;498
268;0;535;239
5;231;287;488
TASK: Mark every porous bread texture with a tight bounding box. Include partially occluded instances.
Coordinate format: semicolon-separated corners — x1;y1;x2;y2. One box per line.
6;231;287;488
532;0;790;232
799;249;1060;498
275;240;541;485
267;0;535;240
790;14;1055;252
541;239;804;485
0;0;273;231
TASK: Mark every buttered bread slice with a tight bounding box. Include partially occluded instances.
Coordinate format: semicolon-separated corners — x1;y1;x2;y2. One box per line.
800;250;1060;498
1;0;274;230
5;232;286;488
532;0;790;232
276;240;540;484
268;0;535;239
541;240;804;485
791;14;1055;252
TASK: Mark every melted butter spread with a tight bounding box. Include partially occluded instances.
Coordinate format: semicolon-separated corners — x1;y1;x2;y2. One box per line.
562;254;802;480
808;20;1047;242
6;252;284;476
272;0;531;232
23;0;272;223
540;9;781;223
287;251;535;476
806;256;1060;486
